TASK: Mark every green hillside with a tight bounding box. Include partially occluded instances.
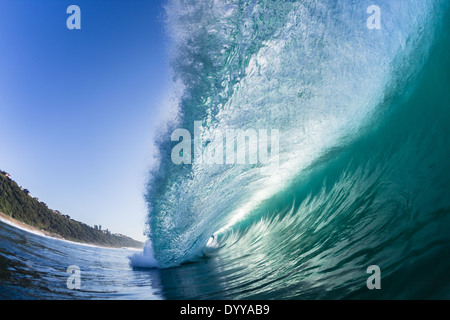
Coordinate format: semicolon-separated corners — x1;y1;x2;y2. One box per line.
0;171;143;248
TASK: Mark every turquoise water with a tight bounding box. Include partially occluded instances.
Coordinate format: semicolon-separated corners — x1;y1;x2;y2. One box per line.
133;0;450;298
2;0;450;299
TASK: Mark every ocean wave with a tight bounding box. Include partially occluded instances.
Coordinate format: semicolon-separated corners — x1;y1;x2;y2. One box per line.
131;0;449;271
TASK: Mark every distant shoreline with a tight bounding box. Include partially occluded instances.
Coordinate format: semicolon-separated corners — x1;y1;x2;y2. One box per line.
0;211;141;250
0;210;64;239
0;171;143;249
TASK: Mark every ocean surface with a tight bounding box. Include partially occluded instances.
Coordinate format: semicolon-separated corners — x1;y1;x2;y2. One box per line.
2;0;450;299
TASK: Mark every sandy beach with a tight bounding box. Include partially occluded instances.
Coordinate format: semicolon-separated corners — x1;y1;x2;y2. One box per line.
0;211;142;251
0;210;66;240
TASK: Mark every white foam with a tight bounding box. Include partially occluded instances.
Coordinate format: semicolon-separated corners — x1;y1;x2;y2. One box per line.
129;240;161;268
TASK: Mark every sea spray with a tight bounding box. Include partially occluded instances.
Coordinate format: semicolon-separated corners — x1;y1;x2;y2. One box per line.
129;240;160;268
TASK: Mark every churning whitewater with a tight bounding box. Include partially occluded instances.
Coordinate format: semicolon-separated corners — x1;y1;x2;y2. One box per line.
129;0;450;299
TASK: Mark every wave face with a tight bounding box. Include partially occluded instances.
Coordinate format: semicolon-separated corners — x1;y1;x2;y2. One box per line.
131;0;450;297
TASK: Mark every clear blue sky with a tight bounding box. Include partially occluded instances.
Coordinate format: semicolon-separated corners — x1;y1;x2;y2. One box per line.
0;0;169;241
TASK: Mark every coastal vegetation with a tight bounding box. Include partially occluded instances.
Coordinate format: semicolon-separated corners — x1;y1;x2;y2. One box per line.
0;170;143;248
